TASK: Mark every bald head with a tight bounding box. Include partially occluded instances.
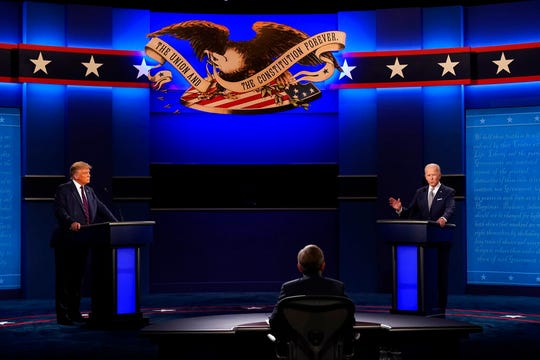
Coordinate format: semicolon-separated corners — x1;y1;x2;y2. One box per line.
297;244;325;274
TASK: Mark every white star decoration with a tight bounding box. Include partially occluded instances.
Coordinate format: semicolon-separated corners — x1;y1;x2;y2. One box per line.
133;58;153;79
30;52;51;74
438;55;459;76
82;55;103;77
493;52;514;74
335;49;524;83
21;44;528;89
339;59;356;80
386;57;408;79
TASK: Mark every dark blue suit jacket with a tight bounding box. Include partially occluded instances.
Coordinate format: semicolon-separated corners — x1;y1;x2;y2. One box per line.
51;180;118;247
399;183;456;222
268;273;347;325
277;274;346;299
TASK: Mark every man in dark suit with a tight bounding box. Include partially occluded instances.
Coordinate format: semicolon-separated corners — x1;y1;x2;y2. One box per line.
268;244;351;326
388;163;455;227
388;163;455;316
51;161;118;325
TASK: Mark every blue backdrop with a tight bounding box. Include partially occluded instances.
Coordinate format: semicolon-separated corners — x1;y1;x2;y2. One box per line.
1;1;540;299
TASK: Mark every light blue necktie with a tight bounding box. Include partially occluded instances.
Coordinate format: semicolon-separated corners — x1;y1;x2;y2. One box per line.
428;188;435;210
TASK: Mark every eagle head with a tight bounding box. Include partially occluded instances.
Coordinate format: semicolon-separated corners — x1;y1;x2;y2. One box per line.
205;45;251;82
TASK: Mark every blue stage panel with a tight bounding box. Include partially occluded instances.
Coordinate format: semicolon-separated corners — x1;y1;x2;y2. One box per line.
396;245;418;311
116;247;136;315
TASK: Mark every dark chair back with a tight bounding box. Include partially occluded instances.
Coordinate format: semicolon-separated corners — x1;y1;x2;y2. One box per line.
269;295;356;360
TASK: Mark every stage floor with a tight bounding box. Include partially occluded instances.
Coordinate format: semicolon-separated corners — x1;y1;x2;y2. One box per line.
3;292;540;360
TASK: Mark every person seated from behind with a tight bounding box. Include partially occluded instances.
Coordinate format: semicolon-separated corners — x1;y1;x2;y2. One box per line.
272;244;349;303
268;244;354;337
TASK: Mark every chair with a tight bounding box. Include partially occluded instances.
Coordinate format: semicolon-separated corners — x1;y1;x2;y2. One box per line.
267;295;358;360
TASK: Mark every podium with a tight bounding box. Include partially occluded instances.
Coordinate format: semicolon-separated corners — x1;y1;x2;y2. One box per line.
376;220;455;316
79;221;155;327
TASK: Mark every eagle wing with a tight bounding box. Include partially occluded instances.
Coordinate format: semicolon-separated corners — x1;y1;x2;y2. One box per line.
250;21;341;70
147;20;230;61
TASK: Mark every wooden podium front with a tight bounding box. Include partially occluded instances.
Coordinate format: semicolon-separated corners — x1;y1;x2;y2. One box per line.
79;221;155;327
376;220;455;316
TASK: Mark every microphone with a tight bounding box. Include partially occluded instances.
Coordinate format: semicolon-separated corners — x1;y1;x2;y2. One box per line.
117;207;125;222
103;186;124;221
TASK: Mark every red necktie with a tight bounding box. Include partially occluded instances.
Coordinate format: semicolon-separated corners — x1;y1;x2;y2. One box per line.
81;186;90;224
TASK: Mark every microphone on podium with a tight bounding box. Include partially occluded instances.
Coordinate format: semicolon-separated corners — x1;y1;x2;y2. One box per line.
103;186;124;222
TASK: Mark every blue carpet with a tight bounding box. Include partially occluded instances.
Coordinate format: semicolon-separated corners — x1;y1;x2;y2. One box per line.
1;292;539;359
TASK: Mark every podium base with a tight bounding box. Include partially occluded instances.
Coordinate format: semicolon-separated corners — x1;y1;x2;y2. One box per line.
85;312;149;329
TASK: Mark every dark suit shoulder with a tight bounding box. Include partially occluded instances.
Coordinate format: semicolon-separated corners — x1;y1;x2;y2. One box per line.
282;275;343;287
56;181;75;191
281;277;303;288
441;184;455;192
281;275;345;297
